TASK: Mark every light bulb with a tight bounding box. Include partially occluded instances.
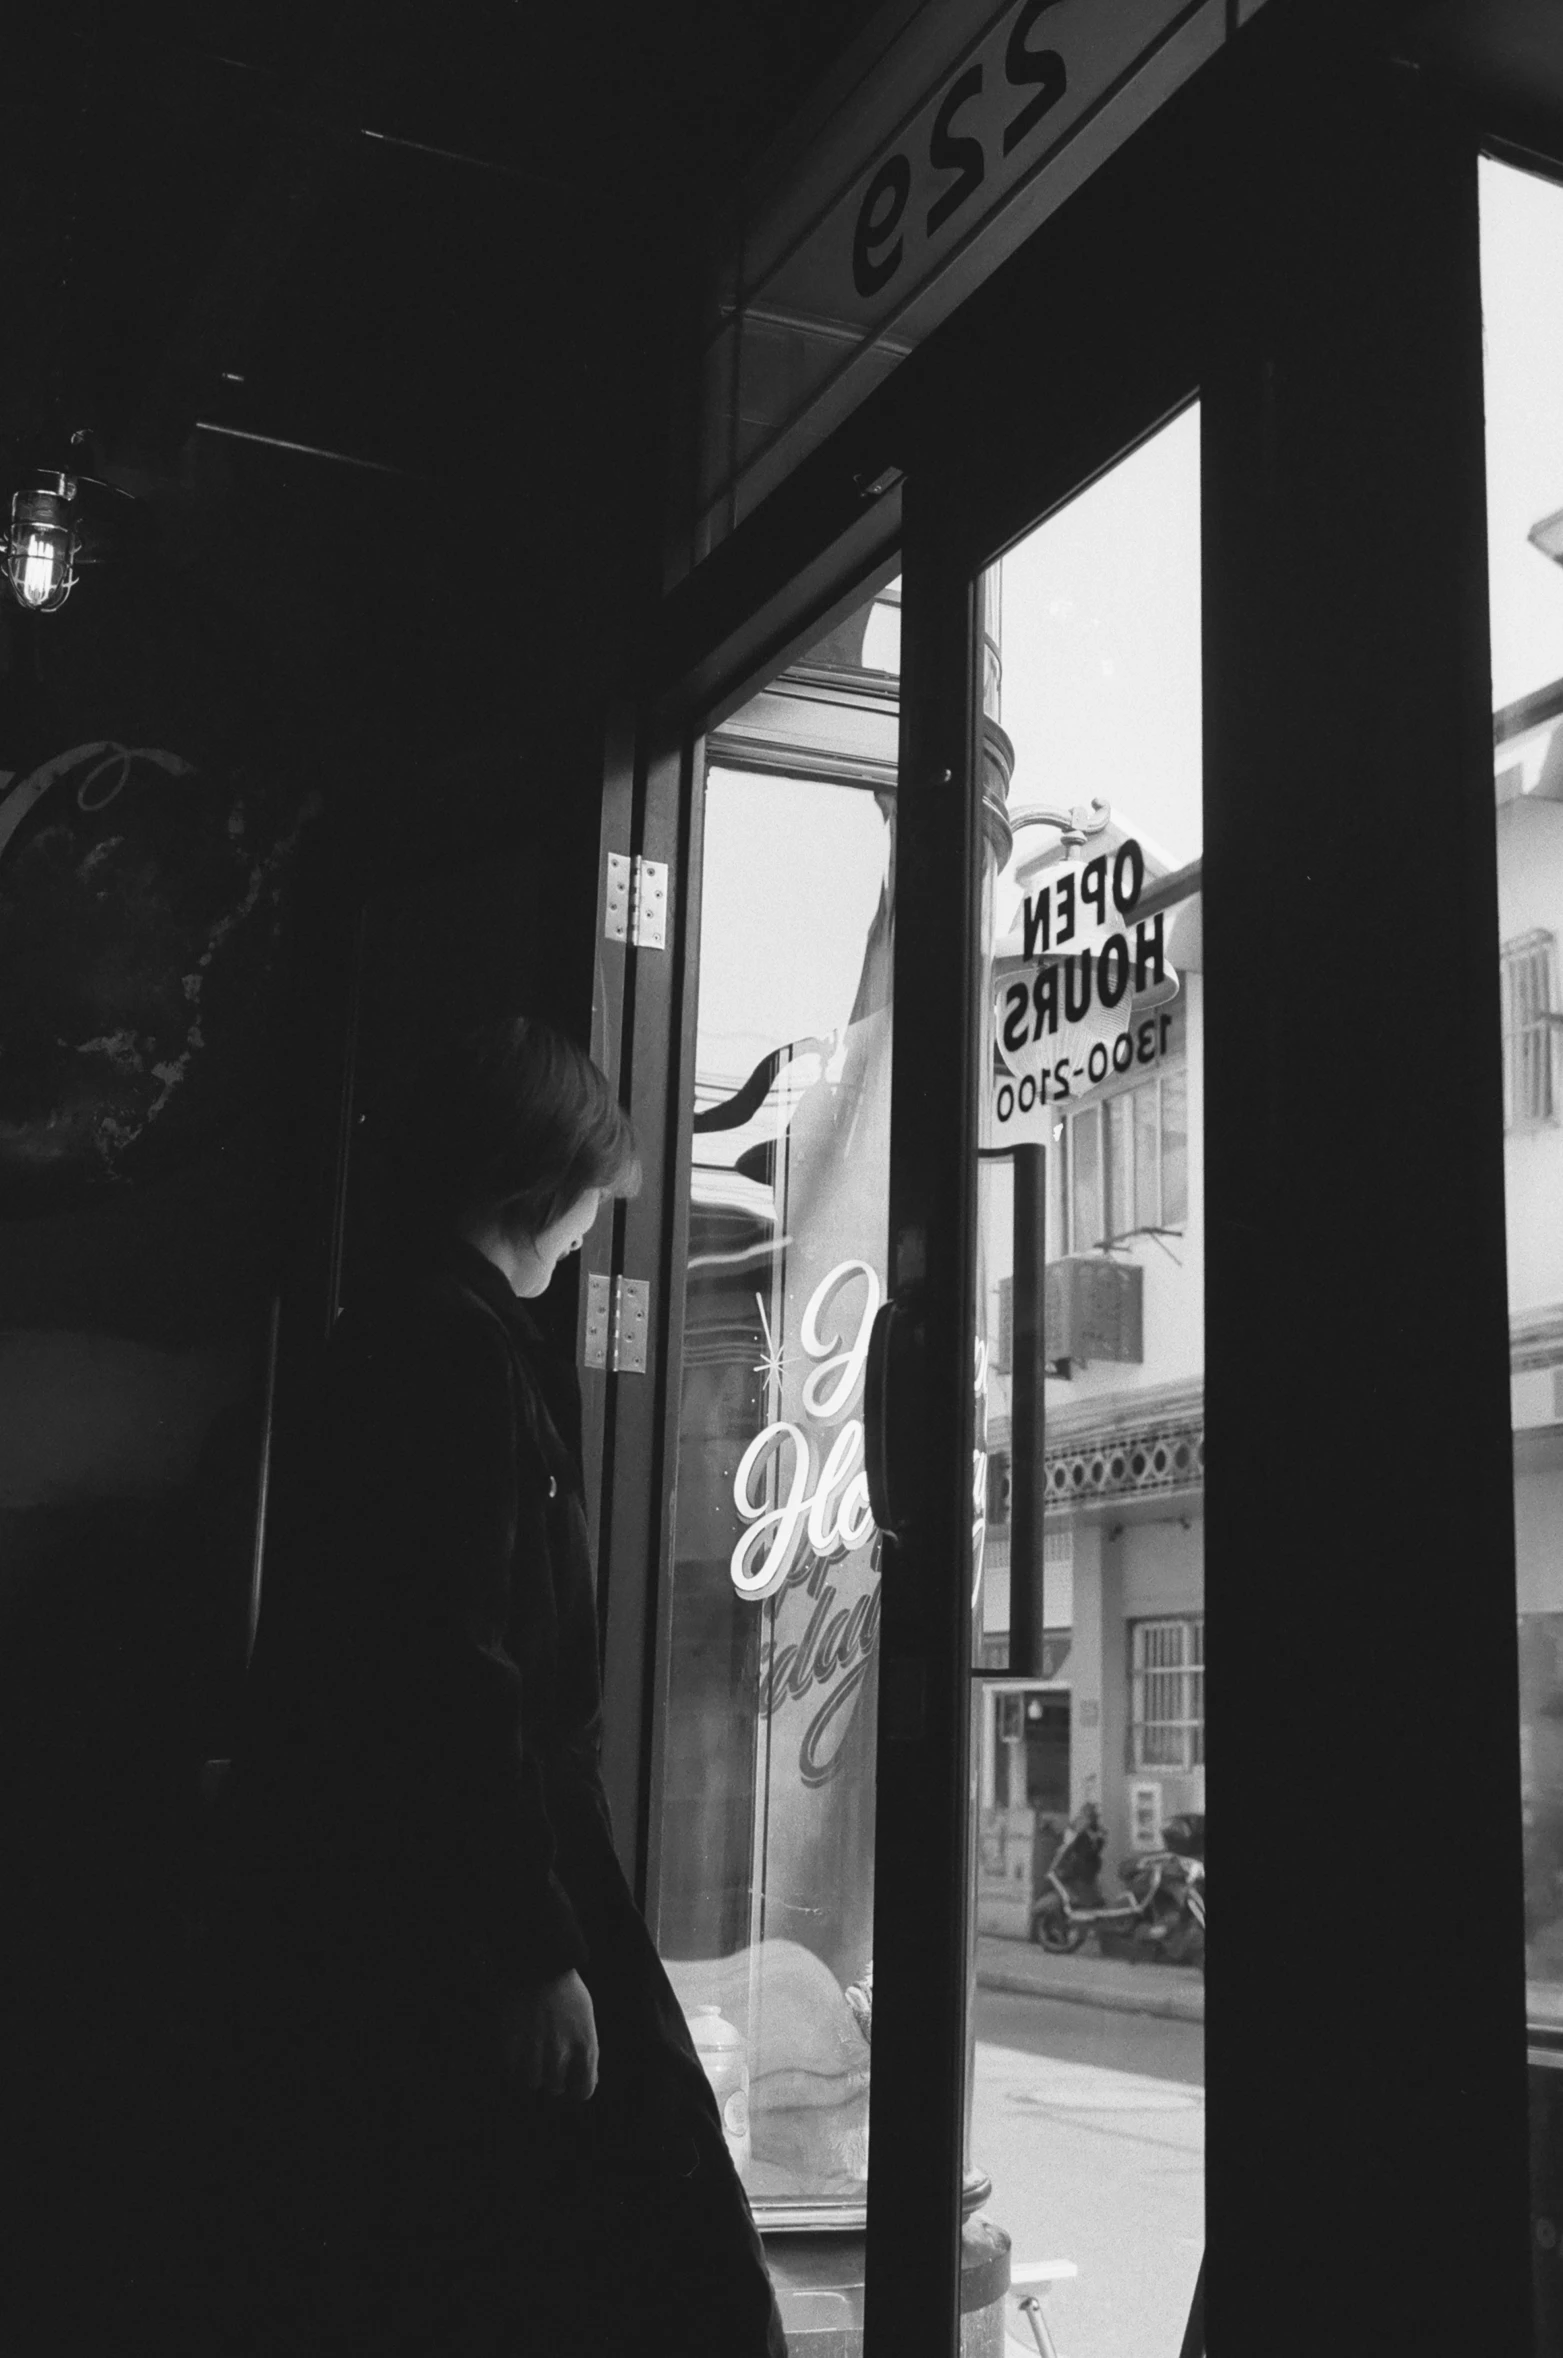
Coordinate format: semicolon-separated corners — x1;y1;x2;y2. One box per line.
11;526;72;610
7;477;78;613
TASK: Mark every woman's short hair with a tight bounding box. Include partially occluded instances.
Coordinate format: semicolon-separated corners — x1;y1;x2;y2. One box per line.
383;1016;639;1238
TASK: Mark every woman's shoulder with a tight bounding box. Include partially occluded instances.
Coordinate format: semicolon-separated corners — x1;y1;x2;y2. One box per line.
332;1263;517;1409
333;1251;582;1475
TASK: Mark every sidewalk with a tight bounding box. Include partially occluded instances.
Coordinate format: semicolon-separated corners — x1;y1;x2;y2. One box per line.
976;1932;1204;2024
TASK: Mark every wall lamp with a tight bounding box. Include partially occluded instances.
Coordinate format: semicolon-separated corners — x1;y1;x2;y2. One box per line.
3;464;139;614
5;471;80;612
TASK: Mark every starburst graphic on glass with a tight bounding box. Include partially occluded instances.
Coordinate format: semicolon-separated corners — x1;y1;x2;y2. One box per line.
753;1292;787;1388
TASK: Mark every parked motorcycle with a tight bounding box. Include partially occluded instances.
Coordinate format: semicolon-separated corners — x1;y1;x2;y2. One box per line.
1027;1803;1108;1954
1029;1805;1205;1971
1099;1813;1204;1969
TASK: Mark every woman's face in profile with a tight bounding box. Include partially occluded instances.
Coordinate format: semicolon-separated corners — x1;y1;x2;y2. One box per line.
505;1187;603;1299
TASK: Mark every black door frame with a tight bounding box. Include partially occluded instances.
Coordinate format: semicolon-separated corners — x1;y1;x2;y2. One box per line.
594;6;1535;2352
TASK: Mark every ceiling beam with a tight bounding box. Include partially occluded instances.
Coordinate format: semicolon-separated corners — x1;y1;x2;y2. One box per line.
125;0;427;463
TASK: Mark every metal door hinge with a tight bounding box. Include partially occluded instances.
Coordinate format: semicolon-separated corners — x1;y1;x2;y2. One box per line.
613;1276;649;1373
603;852;668;950
581;1272;649;1374
583;1273;612;1368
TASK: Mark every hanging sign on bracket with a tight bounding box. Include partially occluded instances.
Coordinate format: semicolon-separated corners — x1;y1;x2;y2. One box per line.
987;1002;1180;1147
985;836;1181;1145
1008;837;1147;966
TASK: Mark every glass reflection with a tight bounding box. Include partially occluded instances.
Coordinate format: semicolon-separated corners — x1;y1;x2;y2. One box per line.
970;406;1205;2358
653;590;898;2224
1480;157;1563;2022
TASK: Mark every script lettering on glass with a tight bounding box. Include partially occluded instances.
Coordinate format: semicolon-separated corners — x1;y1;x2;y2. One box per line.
734;1260;884;1787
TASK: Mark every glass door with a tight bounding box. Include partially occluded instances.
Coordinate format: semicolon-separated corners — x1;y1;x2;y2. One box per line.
611;433;1209;2355
854;408;1208;2356
600;27;1545;2351
1477;152;1563;2344
647;582;901;2231
967;406;1205;2358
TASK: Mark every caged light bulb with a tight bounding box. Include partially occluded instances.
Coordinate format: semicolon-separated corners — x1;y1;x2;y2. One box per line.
6;476;79;613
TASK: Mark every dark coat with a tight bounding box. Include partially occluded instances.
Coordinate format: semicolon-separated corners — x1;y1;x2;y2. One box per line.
208;1240;785;2358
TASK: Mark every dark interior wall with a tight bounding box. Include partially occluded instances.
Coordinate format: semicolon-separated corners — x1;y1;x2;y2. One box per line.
0;397;493;2358
0;3;889;2340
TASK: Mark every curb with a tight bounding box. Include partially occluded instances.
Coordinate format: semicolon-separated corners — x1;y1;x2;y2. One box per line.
976;1964;1204;2026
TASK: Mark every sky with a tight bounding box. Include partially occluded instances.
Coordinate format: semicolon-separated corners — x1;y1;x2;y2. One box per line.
995;401;1203;904
1480;156;1563;714
696;767;889;1092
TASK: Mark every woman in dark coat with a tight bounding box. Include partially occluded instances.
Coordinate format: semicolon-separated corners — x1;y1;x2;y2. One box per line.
209;1019;787;2357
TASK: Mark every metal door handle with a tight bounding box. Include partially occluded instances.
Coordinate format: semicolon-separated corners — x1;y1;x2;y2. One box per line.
863;1284;925;1539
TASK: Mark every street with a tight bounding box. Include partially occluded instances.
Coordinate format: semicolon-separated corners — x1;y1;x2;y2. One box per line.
970;1989;1204;2358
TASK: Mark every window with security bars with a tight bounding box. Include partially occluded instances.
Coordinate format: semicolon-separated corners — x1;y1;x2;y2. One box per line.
1131;1616;1205;1771
1502;932;1559;1129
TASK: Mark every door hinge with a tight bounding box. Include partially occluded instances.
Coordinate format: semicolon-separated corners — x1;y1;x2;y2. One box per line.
612;1276;649;1373
581;1272;650;1374
583;1272;612;1368
603;852;668;950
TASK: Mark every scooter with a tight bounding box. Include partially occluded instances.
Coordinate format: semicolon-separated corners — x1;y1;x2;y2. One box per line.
1027;1803;1108;1953
1100;1814;1204;1968
1029;1804;1205;1968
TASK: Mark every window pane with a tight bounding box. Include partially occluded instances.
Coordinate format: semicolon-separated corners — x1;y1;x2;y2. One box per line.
1132;1619;1204;1773
1134;1082;1159;1230
1161;1068;1189;1226
974;406;1203;2358
654;589;897;2223
1107;1092;1134;1239
1050;1120;1069;1254
1072;1106;1102;1248
1482;159;1563;2055
1503;935;1557;1129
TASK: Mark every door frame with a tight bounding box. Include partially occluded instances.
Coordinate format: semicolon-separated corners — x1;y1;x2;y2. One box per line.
591;7;1533;2351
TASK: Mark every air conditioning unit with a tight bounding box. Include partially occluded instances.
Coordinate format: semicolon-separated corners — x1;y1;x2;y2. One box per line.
1043;1256;1143;1366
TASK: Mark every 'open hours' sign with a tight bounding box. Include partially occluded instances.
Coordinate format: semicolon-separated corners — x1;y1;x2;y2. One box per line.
989;1005;1178;1146
987;837;1180;1146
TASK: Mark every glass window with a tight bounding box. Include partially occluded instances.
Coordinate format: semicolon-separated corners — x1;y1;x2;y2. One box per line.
1161;1068;1189;1227
1048;1117;1068;1253
650;587;897;2225
1502;932;1559;1130
972;404;1204;2358
1071;1105;1102;1250
1131;1083;1157;1232
1050;1064;1189;1249
1107;1091;1134;1240
1132;1618;1205;1772
1481;157;1563;2045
